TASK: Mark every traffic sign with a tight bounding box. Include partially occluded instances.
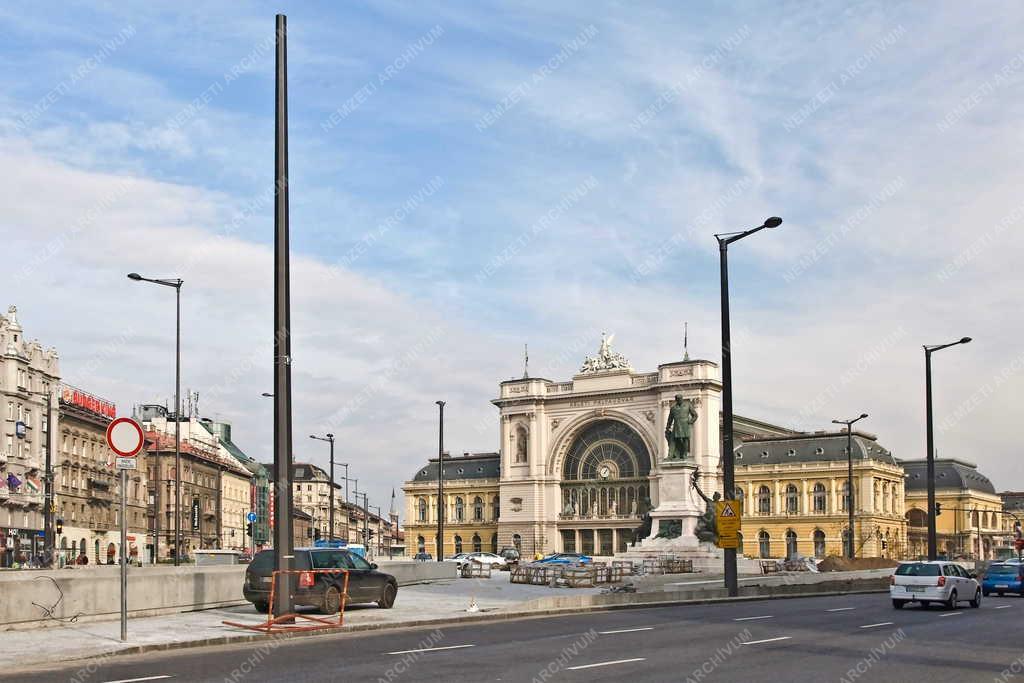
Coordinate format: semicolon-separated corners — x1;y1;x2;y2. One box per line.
715;499;742;549
106;417;144;459
247;511;258;523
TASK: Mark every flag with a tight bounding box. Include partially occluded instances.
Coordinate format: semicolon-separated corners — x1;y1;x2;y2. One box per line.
6;473;21;490
25;478;40;494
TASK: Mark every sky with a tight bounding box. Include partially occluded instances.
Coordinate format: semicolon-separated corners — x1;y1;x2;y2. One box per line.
2;1;1023;514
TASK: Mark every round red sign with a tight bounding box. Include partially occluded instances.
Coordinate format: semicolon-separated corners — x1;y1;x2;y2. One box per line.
105;417;145;457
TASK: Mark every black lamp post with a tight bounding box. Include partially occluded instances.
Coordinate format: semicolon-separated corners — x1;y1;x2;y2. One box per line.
715;216;781;597
127;272;183;566
925;337;971;560
310;434;335;541
436;400;445;562
832;413;868;559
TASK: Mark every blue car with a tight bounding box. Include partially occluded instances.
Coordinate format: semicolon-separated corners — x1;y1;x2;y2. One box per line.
536;553;592;565
982;563;1024;596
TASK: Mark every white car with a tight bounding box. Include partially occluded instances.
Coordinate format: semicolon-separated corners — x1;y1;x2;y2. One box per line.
443;553;471;567
466;552;508;570
890;560;981;609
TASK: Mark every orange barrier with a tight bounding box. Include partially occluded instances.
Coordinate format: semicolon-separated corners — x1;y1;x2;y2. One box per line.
223;568;350;634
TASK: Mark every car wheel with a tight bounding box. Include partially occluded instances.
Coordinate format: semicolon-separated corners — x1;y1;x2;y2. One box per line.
970;589;981;608
892;599;907;609
945;589;958;610
378;582;397;609
320;586;342;615
253;601;270;614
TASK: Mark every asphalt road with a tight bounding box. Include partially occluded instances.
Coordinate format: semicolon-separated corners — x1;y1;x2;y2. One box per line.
7;592;1024;683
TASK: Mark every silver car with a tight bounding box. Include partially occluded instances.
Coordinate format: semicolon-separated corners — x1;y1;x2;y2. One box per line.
890;560;981;609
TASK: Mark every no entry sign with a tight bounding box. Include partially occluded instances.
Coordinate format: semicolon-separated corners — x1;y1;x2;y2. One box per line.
106;417;144;469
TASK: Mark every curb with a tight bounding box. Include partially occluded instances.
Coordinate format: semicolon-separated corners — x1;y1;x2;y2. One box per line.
25;584;890;670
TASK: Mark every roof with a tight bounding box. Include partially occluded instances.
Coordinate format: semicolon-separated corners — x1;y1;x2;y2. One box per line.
901;459;996;495
411;452;500;482
735;431;897;466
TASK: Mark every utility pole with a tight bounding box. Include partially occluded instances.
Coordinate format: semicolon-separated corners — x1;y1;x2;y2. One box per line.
435;400;445;561
833;414;868;559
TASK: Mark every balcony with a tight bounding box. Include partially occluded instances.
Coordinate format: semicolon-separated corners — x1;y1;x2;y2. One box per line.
89;489;114;503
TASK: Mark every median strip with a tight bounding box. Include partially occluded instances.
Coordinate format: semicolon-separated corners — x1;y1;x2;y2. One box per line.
567;658;646;670
386;644;475;655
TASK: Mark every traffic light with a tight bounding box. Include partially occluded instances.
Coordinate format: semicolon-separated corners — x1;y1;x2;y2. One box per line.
246;522;253;537
55;518;63;534
934;502;942;516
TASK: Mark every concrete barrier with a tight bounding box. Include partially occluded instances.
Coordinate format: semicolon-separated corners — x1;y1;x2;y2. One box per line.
376;560;457;585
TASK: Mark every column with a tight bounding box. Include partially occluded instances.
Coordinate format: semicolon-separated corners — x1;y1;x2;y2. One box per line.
830;478;838;514
773;481;781;515
801;479;809;514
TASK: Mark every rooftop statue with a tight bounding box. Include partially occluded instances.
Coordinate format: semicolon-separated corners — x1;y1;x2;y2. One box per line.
579;332;631;374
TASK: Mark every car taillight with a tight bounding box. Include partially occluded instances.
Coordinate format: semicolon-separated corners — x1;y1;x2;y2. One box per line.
937;576;945;587
299;571;315;588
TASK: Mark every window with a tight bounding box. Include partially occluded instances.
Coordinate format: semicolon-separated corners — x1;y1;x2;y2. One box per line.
813;529;826;558
472;533;482;553
454;497;465;522
785;484;798;514
758;486;771;515
417;498;427;522
785;530;798;559
417;535;425;553
491;532;498;553
512;533;522;551
454;535;463;554
812;483;826;513
473;496;483;521
492;496;500;520
758;531;771;558
841;481;850;512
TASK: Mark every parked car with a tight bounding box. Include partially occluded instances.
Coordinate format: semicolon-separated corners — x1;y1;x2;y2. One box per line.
243;547;398;614
536;552;593;565
465;552;508;570
498;547;521;566
443;553;472;567
412;552;432;562
890;560;981;609
982;562;1024;596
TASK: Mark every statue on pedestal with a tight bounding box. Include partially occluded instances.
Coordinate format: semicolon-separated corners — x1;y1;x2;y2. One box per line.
630;497;653;546
691;466;720;543
665;394;698;460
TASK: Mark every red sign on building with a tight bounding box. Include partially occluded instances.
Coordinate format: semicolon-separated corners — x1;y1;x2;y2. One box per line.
60;385;116;419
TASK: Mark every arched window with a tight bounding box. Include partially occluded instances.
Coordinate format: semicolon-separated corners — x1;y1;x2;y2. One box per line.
812;483;827;513
785;530;798;558
417;535;425;552
906;508;928;528
881;482;889;513
758;486;771;515
842;528;852;557
454;497;465;522
492;496;500;520
785;484;799;514
453;535;463;554
737;532;744;554
512;533;522;551
417;498;427;522
473;496;484;521
472;533;482;553
491;533;498;553
841;481;850;512
971;510;980;526
758;530;771;558
515;425;529;463
813;529;826;558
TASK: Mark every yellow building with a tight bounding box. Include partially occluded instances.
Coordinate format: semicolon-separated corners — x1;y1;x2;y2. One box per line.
403;452;500;558
735;431;907;560
902;459;1002;560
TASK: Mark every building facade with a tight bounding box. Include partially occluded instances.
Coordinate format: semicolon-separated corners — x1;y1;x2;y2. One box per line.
0;306;58;565
293;462;345;543
734;431;907;560
203;419;268;550
56;384;150;565
903;458;1002;560
403;452;500;558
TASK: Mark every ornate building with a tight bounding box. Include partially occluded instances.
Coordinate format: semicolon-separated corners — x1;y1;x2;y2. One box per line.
0;305;58;566
734;431;907;560
902;458;1002;560
292;462;344;543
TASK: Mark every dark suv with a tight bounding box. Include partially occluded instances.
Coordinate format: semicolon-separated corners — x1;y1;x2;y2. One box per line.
243;547;398;613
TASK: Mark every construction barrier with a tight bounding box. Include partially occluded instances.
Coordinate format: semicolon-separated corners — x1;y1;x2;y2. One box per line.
222;568;349;634
461;562;492;579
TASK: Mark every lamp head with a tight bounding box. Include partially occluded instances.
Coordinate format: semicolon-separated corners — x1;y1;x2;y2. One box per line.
326;433;334;439
436;400;446;407
859;413;869;419
763;216;783;229
261;392;273;398
127;273;143;281
960;337;972;344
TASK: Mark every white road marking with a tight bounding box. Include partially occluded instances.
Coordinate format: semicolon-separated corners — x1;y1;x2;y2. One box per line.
939;612;962;617
598;627;655;634
734;615;773;621
859;622;895;629
567;658;646;670
827;607;856;612
386;644;476;655
743;636;792;645
101;677;173;683
995;605;1013;610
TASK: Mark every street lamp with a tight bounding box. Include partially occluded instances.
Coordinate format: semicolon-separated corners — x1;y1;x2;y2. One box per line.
435;400;446;562
309;434;335;541
715;217;782;597
925;336;971;560
832;413;869;559
127;272;183;566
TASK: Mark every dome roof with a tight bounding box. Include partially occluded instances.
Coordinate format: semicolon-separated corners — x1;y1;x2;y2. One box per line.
411;452;500;482
901;459;996;494
735;431;896;466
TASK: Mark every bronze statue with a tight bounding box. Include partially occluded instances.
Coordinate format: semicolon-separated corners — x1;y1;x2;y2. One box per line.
630;496;653;546
691;466;720;543
665;394;698;460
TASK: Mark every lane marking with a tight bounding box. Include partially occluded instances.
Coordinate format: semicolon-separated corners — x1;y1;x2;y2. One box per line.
598;627;655;634
995;605;1013;610
859;622;895;629
386;644;476;655
102;677;173;683
567;658;646;670
734;615;773;621
743;636;792;645
939;612;962;617
827;607;856;612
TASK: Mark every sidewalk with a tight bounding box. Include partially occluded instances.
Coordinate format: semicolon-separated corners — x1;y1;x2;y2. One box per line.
1;569;888;672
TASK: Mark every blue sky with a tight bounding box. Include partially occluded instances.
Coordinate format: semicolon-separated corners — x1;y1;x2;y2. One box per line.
3;1;1024;510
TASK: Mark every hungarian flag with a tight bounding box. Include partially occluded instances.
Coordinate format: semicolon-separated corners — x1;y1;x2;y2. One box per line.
25;478;41;494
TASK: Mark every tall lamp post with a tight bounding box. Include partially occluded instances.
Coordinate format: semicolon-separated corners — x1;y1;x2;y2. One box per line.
339;462;349;540
925;337;971;560
309;434;335;541
435;400;445;562
127;272;183;566
715;217;782;597
832;413;869;559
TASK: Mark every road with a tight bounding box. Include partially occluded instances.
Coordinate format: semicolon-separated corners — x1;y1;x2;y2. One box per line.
6;592;1023;682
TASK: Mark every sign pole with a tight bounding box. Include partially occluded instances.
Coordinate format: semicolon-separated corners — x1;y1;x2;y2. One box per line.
120;467;128;642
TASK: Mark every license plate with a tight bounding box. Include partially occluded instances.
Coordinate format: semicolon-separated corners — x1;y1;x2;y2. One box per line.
996;584;1010;589
907;585;925;593
261;576;272;584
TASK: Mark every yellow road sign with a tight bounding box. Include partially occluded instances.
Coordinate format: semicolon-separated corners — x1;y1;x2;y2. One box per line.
716;499;742;549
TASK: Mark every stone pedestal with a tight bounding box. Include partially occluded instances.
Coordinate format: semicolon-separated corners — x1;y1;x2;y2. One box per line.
646;459;703;549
